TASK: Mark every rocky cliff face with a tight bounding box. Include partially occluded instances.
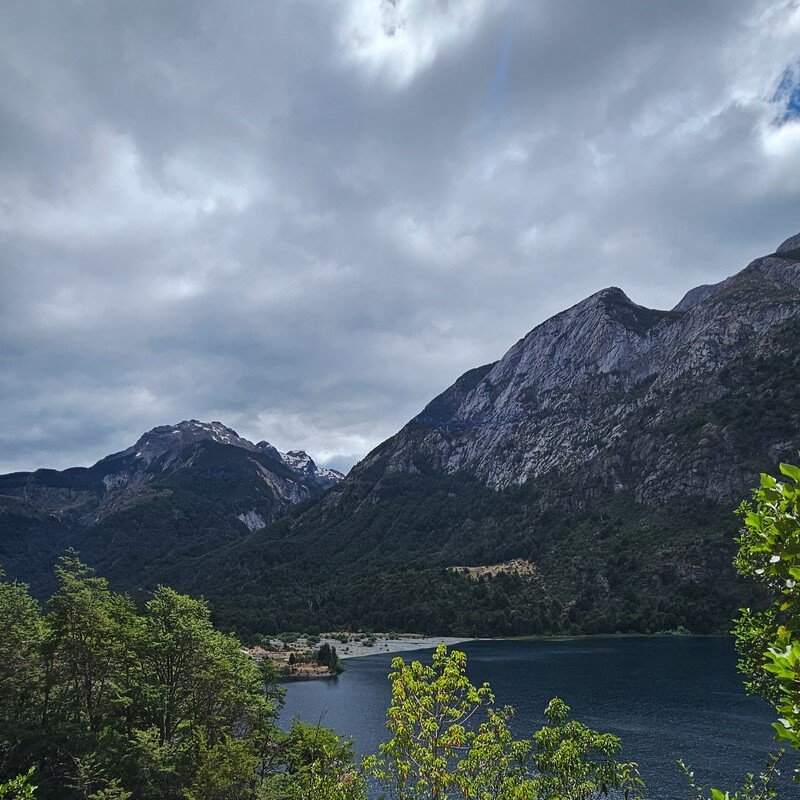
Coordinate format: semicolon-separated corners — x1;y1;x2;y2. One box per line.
360;234;800;506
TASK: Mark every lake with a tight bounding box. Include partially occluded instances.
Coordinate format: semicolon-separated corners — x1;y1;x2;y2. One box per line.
280;636;795;799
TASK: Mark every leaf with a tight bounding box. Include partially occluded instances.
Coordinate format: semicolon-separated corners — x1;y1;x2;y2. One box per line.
779;462;800;482
761;473;778;489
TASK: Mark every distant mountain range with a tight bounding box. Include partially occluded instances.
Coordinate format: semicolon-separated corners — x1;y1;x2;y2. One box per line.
0;420;341;595
3;233;800;636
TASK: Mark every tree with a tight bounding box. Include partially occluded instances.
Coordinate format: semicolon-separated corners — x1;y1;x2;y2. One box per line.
0;556;288;800
125;585;280;798
679;752;782;800
0;768;36;800
530;698;643;800
681;462;800;798
0;575;45;780
45;552;137;736
454;706;530;800
316;644;344;674
732;462;800;781
368;644;494;800
368;644;643;800
268;722;365;800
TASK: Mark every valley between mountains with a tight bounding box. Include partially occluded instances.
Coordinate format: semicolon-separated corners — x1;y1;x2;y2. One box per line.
3;233;800;637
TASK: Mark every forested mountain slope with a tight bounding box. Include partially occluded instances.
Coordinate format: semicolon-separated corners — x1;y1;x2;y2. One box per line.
184;233;800;636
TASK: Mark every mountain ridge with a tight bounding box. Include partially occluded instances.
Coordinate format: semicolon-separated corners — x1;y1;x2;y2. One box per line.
0;419;342;595
2;233;800;637
181;232;800;635
350;234;800;499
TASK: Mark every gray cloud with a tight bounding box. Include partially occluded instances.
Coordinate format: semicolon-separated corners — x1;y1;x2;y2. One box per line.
1;0;800;474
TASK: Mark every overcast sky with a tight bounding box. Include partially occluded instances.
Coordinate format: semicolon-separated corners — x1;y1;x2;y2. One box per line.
1;0;800;474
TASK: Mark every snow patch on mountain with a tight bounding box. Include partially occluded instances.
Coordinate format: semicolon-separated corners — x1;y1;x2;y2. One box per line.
258;444;344;487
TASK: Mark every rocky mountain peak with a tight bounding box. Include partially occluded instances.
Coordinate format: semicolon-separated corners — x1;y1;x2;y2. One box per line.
282;450;344;485
584;286;674;336
0;416;344;550
282;450;314;472
776;231;800;255
672;233;800;313
474;285;674;409
107;421;343;486
672;283;719;312
255;440;282;461
586;285;631;304
117;419;257;466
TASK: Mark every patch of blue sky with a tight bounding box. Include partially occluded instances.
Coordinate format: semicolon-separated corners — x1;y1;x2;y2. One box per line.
773;62;800;122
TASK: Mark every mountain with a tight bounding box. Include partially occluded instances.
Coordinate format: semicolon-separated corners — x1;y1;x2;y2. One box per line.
0;420;341;594
177;233;800;636
3;235;799;638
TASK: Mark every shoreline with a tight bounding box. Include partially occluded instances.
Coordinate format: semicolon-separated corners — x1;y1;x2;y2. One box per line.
331;636;475;660
263;631;725;675
330;631;723;661
271;632;727;680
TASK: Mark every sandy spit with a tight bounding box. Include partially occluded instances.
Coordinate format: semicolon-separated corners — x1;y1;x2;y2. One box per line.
323;635;474;660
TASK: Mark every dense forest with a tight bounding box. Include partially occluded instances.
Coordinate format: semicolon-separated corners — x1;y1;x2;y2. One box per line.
186;483;759;639
187;316;800;639
1;466;799;798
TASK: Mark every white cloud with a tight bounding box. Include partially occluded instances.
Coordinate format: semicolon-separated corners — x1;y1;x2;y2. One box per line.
0;130;254;246
1;0;800;475
377;204;477;267
338;0;503;87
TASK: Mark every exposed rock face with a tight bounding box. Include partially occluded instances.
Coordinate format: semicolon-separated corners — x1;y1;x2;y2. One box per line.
237;510;268;532
360;234;800;507
278;450;344;490
172;233;800;638
116;420;260;466
776;232;800;255
255;441;344;490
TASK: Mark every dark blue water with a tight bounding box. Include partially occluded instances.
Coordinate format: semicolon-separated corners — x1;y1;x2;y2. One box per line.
280;637;795;799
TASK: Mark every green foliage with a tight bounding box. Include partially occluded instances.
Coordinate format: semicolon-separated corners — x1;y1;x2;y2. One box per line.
200;483;752;639
181;321;800;638
267;722;365;800
0;555;343;800
4;519;789;800
531;698;643;800
6;319;799;643
316;643;344;674
368;644;643;800
733;462;800;780
66;754;132;800
0;576;45;754
679;752;783;800
454;706;529;800
0;768;37;799
368;644;496;799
